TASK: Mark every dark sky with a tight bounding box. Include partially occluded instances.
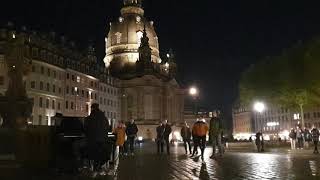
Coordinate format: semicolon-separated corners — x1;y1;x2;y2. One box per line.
1;0;320;127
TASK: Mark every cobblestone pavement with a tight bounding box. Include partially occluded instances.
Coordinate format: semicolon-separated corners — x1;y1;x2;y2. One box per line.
116;142;320;180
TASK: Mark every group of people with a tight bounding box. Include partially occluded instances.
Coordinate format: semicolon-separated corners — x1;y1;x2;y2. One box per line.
156;111;224;161
289;125;320;154
113;119;139;156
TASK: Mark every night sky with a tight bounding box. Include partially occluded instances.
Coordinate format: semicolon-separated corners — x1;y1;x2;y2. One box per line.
1;0;320;128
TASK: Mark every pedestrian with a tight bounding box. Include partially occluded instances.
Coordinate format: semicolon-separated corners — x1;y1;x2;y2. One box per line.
163;120;172;155
191;119;199;156
311;126;320;154
296;127;304;149
289;128;296;150
192;118;209;161
126;119;138;155
156;121;165;154
255;131;263;152
114;121;126;156
181;122;192;154
209;110;223;158
84;103;109;178
303;128;311;149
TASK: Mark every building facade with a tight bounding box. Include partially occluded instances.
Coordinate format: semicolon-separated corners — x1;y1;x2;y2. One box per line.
104;0;185;139
233;103;320;140
0;24;121;126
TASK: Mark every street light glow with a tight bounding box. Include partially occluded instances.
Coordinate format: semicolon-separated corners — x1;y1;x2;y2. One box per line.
254;101;265;113
189;87;198;96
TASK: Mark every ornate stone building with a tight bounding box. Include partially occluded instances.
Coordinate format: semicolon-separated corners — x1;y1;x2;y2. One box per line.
0;23;121;126
104;0;184;139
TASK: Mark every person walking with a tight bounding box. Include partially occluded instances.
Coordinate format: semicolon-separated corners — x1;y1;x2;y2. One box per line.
114;121;126;156
289;128;297;150
84;103;109;177
191;119;199;156
192;118;209;161
304;128;311;149
156;121;165;154
181;122;192;154
126;119;138;155
311;126;320;154
255;131;263;152
296;127;304;149
163;120;172;155
209;111;223;158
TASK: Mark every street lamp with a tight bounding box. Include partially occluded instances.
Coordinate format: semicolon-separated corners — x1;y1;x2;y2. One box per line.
254;102;265;113
189;86;199;115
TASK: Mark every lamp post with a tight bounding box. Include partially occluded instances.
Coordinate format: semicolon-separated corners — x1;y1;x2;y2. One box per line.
253;101;266;133
189;87;199;116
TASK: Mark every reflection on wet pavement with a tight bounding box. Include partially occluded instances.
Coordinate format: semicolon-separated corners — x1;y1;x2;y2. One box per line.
116;142;320;180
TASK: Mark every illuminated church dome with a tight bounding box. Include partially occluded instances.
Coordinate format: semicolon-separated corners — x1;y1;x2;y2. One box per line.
104;0;161;77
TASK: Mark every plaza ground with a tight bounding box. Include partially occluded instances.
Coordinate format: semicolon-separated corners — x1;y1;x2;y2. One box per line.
1;142;320;179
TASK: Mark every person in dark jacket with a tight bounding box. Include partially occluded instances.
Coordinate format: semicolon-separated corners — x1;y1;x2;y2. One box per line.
289;128;296;149
156;121;165;154
311;126;320;154
209;111;223;158
181;122;192;154
84;103;109;176
255;131;264;152
126;119;138;155
163;120;172;155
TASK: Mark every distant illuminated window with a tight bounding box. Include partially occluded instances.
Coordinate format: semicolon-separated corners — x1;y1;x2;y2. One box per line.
76;76;80;83
119;17;124;23
115;32;122;44
12;33;16;39
137;31;143;46
136;16;141;23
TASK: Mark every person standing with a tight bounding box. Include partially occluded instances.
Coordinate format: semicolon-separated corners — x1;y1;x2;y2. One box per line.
114;121;126;156
156;121;165;154
84;103;109;177
296;127;304;149
181;122;192;154
163;120;172;155
192;118;209;161
209;111;223;158
311;126;320;154
289;128;296;150
126;119;138;155
303;128;311;149
255;131;263;152
191;119;200;156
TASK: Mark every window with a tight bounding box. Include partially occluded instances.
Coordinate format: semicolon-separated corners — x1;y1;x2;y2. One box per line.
31;81;36;89
0;76;4;85
66;86;69;94
46;83;50;91
65;101;69;109
86;91;89;98
58;87;62;94
86;104;89;112
52;100;55;109
115;32;122;44
39;115;42;125
67;73;69;79
137;31;143;45
95;82;97;88
40;82;43;90
77;76;80;83
81;90;84;97
71;102;74;110
104;98;106;105
45;116;49;126
41;66;44;74
47;68;50;77
72;87;75;95
72;75;75;81
38;97;43;108
90;81;93;87
58;102;61;110
53;85;56;93
46;99;49;109
94;93;97;100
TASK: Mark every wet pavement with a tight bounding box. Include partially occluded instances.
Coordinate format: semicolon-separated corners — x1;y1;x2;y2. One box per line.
116;142;320;180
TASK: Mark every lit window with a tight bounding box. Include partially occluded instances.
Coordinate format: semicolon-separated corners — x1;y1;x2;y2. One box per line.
119;17;124;23
115;32;122;44
137;31;143;46
76;76;80;83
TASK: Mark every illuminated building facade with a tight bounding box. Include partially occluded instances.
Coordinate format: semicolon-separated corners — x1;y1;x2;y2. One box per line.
104;0;184;139
0;24;121;126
